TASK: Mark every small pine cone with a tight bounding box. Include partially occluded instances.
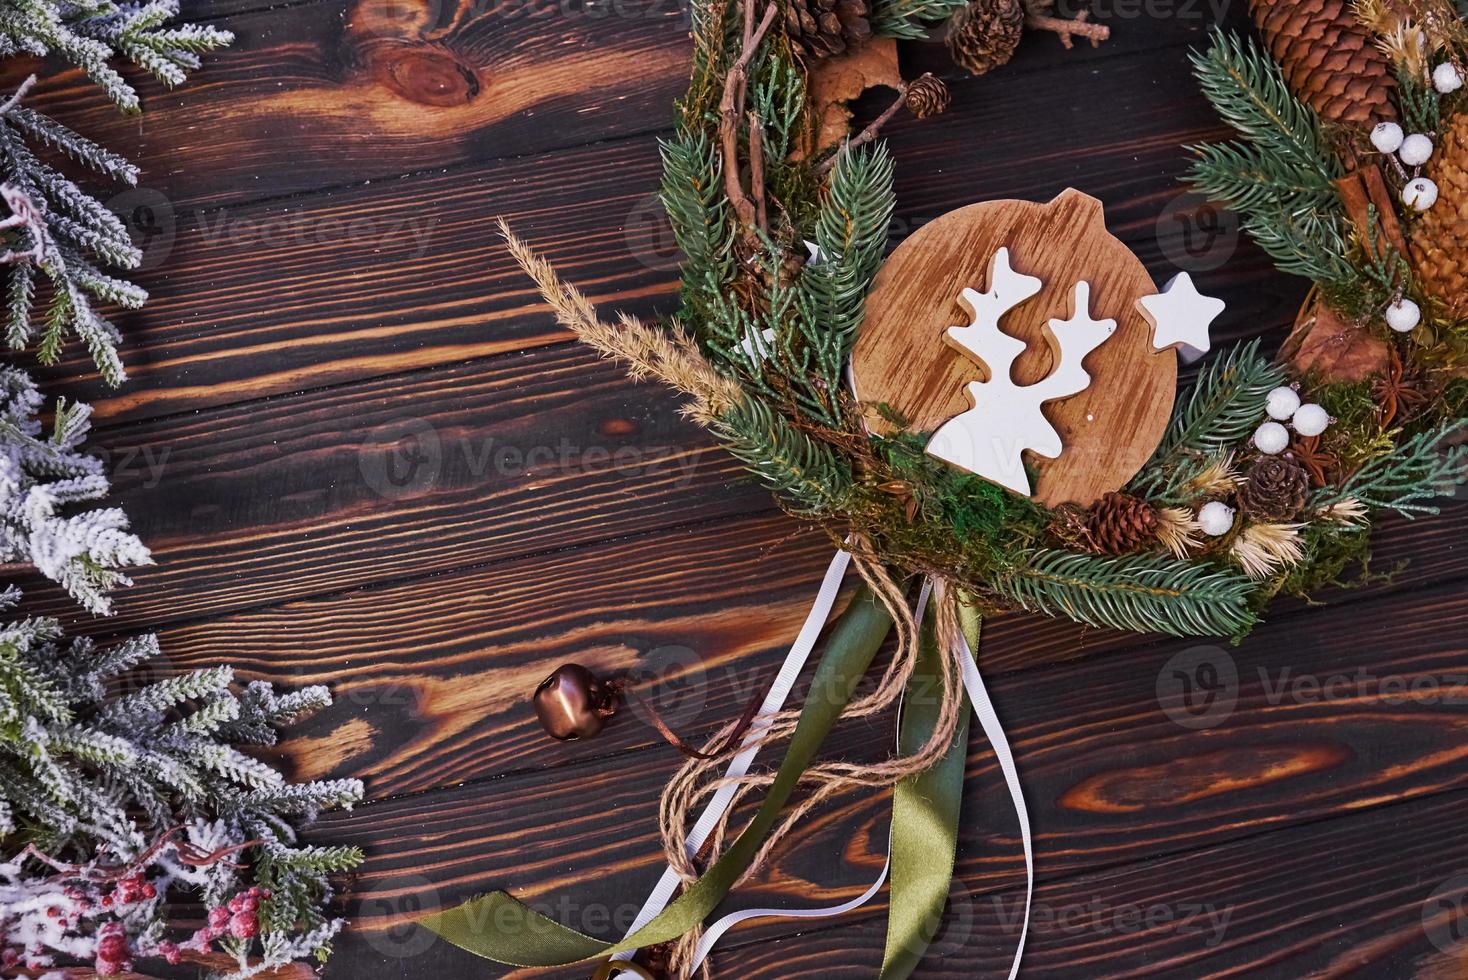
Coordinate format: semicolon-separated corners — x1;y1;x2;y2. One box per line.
1249;0;1397;128
946;0;1024;77
1410;110;1468;321
1085;492;1161;554
1239;456;1310;521
904;74;950;119
785;0;872;59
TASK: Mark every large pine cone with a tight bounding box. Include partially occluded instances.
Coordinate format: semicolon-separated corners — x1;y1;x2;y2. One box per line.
1085;492;1160;554
1411;110;1468;322
785;0;872;59
1239;456;1310;521
1249;0;1397;127
946;0;1024;77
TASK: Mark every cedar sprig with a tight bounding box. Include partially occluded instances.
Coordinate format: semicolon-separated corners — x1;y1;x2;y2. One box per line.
993;549;1260;637
1312;423;1468;516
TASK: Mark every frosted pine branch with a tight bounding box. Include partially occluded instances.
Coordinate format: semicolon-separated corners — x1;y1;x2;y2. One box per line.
0;366;151;613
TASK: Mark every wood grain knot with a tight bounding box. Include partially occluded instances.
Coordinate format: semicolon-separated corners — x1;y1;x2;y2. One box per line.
375;47;480;107
1058;743;1351;813
600;417;640;437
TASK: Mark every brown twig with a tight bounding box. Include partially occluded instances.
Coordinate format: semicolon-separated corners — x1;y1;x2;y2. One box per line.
814;75;921;177
719;1;780;229
1026;9;1110;48
747;111;768;233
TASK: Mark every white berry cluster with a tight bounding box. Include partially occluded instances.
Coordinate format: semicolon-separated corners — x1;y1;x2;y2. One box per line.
1371;62;1463;214
1373;120;1440;210
1254;385;1330;455
1197;387;1334;538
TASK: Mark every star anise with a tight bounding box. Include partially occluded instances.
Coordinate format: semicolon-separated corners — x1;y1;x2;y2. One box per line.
1373;345;1432;427
1289;434;1338;487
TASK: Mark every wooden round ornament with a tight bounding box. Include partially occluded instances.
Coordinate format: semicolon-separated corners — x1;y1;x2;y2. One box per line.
851;189;1178;508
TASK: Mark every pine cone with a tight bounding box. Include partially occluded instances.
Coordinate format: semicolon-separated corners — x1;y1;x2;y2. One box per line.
1249;0;1397;127
904;74;950;119
1239;456;1310;521
946;0;1024;77
1410;110;1468;321
1085;492;1160;554
785;0;872;59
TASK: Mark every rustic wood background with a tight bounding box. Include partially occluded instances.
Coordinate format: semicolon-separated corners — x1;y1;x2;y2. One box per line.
7;1;1468;977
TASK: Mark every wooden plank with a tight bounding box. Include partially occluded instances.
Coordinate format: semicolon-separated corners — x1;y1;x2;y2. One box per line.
18;342;770;630
130;498;1463;805
287;576;1468;973
156;512;847;797
0;4;1241;217
710;790;1468;978
0;0;691;212
24;12;1285;425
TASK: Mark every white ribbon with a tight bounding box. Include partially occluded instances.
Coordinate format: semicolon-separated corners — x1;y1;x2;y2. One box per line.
611;548;852;963
955;607;1032;980
615;568;1033;980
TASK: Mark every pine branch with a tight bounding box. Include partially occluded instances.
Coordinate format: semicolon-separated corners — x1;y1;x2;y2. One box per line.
1187;29;1358;290
995;549;1261;637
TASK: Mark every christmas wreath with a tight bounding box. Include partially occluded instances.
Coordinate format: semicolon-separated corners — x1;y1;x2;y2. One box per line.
419;1;1468;977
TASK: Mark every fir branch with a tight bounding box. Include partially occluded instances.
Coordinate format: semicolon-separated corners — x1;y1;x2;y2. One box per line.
994;549;1261;637
1314;424;1468;516
713;395;851;511
1130;340;1287;499
871;0;969;39
1189;30;1342;181
1187;29;1358;290
798;142;894;388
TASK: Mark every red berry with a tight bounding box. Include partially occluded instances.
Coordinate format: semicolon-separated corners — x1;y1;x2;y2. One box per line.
207;906;231;929
44;907;60;919
98;932;128;958
141;883;157;900
157;940;182;965
100;892;114;907
95;958;124;977
228;912;258;939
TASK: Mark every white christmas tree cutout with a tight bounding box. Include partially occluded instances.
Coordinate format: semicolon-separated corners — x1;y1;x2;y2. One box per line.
926;248;1118;495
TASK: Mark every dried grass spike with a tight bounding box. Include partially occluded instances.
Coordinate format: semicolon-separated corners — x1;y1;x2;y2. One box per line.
1230;522;1306;578
1157;507;1204;559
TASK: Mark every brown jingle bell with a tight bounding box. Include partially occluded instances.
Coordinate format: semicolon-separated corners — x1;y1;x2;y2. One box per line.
532;663;621;741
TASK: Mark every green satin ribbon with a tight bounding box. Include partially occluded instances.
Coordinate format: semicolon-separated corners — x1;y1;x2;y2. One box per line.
879;602;978;979
416;585;895;968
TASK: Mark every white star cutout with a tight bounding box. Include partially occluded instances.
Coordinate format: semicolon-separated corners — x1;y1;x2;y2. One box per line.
1136;272;1224;363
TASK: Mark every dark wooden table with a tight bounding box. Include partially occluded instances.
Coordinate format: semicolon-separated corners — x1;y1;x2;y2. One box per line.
11;1;1468;977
